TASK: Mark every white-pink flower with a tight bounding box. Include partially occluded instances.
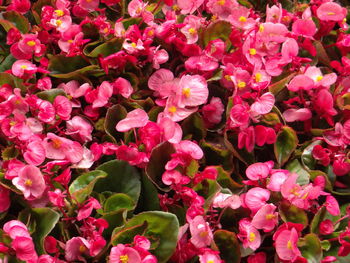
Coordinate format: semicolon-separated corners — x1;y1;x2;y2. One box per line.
116;109;149;132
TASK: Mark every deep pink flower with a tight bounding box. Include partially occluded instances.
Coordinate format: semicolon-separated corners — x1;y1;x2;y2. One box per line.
177;0;204;14
0;185;10;213
189;215;213;248
12;165;46;200
92;81;113;108
112;78;134;98
324;195;340;216
287;75;314;92
12;60;37;78
65;237;90;262
7;0;31;14
251;204;278;232
317;2;347;22
48;189;66;208
275;228;301;261
229;103;250;128
66;116;93;143
162;170;190;185
116;109;149;132
319;219;334;235
199;250;222;263
292;19;316;37
23;140;46;166
202;97;224;127
77;197;101;221
175;140;203;160
54;95;72;120
109;244;141;263
12;236;38;262
247;252;266;263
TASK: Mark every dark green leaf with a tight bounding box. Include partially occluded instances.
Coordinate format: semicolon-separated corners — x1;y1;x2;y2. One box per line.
279;201;308;228
214;230;241;263
299;233;322;263
268;73;296;95
103;193;135;213
274;126;298;166
85;38;122;57
37;89;67;103
286;159;310;185
3;11;30;33
104;104;128;143
201;21;232;47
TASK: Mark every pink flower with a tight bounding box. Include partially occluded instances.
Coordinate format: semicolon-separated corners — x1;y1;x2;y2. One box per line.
251;92;275;115
206;0;238;19
244;187;270;213
59;80;91;98
112;77;133;98
157;113;182;143
37;100;55;123
48;189;66;208
23;140;46;166
229;103;250;128
54;95;72;120
12;60;37;78
66;116;93;143
304;66;337;87
283;108;312;122
324;195;340;216
175;140;203;160
148;69;177;99
189;215;213;248
177;75;208;107
65;237;90;262
238;218;261;250
317;2;347;22
319;219;334;235
292;19;316;38
92;81;113;108
0;185;10;213
251;204;278;232
275;228;301;261
199;250;222;263
77;197;101;220
3;220;31;239
287;75;314;92
109;244;141;263
7;0;31;14
12;165;46;200
12;236;38;262
162;170;190;185
43;133;84;163
78;0;99;11
212;193;241;209
177;0;204;14
164;97;197;122
116;109;149;132
128;0;147;17
254;125;276;146
202;97;224;127
247;252;266;263
246;162;271;181
267;170;289;191
228;6;256;30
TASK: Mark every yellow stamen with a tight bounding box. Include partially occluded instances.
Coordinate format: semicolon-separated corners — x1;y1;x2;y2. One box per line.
172;5;180;11
239;16;247;22
217;0;225;5
249;232;256;242
287;240;293;250
25;179;32;187
207;261;214;263
136;7;142;14
211;15;218;21
20;65;28;69
316;75;323;82
148;30;154;37
259;24;264;32
255;73;262;82
249;48;257;55
79;245;86;253
86;0;93;2
131;42;137;48
26;40;36;47
188;28;197;35
10;121;16;126
327;12;335;15
67;39;73;43
182;88;191;98
265;214;276;220
119;255;129;263
56;20;62;27
52;138;62;149
103;28;109;33
224;75;232;81
168;106;177;113
237;81;246;89
54;9;64;16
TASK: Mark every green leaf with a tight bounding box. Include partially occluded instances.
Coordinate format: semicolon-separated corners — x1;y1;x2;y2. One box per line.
215;166;243;192
201;21;232;47
181;113;206;141
201;140;233;171
193;179;221;208
3;11;30;33
214;230;241;263
301;140;323;170
299;233;323;263
37;89;67;103
95;160;141;203
279;201;308;228
286;159;310;185
268;73;296;95
0;19;16;32
314;41;331;66
103;193;135;213
0;73;24;91
136;173;161;212
31;208;60;254
274;126;298;166
0;54;17;72
310;207;340;234
1;146;19;160
145;142;175;191
85;38;122;57
69;170;107;203
104;104;128;143
112;211;179;263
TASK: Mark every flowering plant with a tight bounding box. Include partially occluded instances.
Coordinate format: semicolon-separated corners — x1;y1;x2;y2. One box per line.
0;0;350;262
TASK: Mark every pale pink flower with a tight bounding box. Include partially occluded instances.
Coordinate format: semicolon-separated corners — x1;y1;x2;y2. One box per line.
266;4;283;23
283;108;312;122
304;66;337;87
128;0;147;17
65;237;90;262
281;38;299;62
250;92;275;115
23;140;46;166
123;39;145;54
180;15;202;44
244;187;270;213
113;77;133;98
189;215;213;248
151;48;169;69
148;69;176;99
12;60;37;78
267;170;289;192
12;165;46;200
59;80;91;98
37;100;55;123
92;81;113;108
199;250;222;263
50;15;72;33
177;0;204;14
229;6;256;30
177;75;208;107
246;162;271;181
78;0;99;11
109;244;141;263
157;113;182;143
43;133;84;163
162;170;190;185
212;193;241;210
116;109;149;132
317;2;347;22
175;140;203;160
258;22;288;43
66;116;93;142
3;220;31;239
251;204;278;232
275;228;301;261
206;0;238;19
164;97;197;122
287;75;314;92
238;218;261;250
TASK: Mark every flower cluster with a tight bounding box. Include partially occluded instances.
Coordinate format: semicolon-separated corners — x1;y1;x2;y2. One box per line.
0;0;350;262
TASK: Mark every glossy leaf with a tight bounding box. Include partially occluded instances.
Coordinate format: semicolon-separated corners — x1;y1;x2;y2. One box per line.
286;159;310;185
69;170;108;203
201;21;232;47
268;73;296;95
214;230;241;263
299;233;323;263
37;89;67;103
104;104;128;142
279;201;308;228
103;193;135;213
274;126;298;167
3;11;30;33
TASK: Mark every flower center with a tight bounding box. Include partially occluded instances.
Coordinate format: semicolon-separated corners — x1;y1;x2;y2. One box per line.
56;20;62;27
239;16;247;22
316;75;323;82
68;39;73;43
327;12;335;15
119;255;129;263
199;231;208;238
207;261;214;263
259;24;264;32
52;138;62;149
265;213;275;220
224;75;232;81
217;0;225;5
255;73;262;82
188;28;197;35
21;65;28;69
248;232;256;242
79;245;86;253
54;9;64;16
25;179;32;187
26;40;36;46
249;48;257;55
131;42;137;48
182;88;191;98
287;240;293;250
237;81;246;89
168;106;177;113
